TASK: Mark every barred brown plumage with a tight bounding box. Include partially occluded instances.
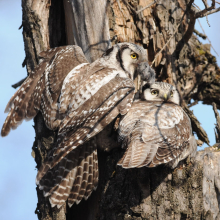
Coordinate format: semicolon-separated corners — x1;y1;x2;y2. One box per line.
118;82;197;169
1;43;155;208
1;45;88;136
39;143;98;208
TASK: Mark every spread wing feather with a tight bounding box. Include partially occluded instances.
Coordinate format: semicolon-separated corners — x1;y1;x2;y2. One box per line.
1;62;47;136
118;101;193;168
1;45;89;136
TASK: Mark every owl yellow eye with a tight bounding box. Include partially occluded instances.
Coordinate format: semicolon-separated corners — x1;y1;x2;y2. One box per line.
170;91;173;97
151;90;158;95
130;53;137;59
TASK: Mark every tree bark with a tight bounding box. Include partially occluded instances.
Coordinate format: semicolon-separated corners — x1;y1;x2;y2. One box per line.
20;0;220;219
63;0;111;62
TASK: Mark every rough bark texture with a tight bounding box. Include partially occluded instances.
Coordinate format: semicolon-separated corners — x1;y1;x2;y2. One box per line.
20;0;220;219
96;147;220;220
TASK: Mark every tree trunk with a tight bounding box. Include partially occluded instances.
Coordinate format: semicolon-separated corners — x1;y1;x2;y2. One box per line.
20;0;220;219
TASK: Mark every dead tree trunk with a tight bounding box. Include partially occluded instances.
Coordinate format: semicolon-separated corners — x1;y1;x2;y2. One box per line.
20;0;220;219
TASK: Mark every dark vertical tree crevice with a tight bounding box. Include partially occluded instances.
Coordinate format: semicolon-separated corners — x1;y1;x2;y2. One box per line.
48;0;67;48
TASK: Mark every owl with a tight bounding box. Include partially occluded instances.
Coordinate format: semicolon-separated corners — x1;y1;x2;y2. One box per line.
117;82;197;169
1;43;155;208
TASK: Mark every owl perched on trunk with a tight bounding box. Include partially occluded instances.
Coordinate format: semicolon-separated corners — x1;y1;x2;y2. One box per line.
1;43;155;208
118;82;197;169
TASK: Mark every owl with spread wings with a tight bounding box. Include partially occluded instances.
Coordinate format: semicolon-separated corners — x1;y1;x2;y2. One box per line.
1;43;155;208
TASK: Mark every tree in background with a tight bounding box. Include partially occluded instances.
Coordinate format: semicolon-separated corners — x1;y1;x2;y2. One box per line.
17;0;220;219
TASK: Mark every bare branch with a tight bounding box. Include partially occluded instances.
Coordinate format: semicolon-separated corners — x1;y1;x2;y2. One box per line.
193;29;207;39
212;102;220;143
202;0;209;8
211;0;215;7
188;100;199;108
193;3;201;10
193;2;211;27
206;14;211;27
197;19;219;56
11;77;27;89
197;19;206;35
196;0;215;18
195;0;220;18
183;103;210;145
136;0;157;14
204;7;220;16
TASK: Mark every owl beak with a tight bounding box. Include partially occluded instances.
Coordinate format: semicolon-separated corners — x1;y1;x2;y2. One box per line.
164;93;168;101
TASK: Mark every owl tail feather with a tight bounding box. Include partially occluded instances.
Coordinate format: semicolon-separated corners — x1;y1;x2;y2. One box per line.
36;144;98;208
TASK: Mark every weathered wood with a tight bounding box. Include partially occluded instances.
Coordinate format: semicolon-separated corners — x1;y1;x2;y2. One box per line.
63;0;111;62
22;0;49;73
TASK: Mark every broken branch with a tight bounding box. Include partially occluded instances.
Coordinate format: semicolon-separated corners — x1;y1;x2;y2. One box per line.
197;19;219;56
11;77;27;89
193;29;207;39
195;0;220;18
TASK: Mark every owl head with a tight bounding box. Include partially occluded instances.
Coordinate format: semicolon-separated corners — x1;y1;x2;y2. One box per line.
102;43;155;83
142;82;180;105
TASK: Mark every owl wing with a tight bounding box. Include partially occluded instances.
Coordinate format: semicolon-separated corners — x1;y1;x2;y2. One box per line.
38;143;98;208
1;45;89;136
36;74;135;184
118;101;193;168
117;100;155;142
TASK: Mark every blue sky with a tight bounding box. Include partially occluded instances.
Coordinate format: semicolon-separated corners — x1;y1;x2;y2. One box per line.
0;1;219;220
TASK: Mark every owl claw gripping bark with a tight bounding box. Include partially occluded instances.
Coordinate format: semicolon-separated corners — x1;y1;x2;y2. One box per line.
1;43;155;208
